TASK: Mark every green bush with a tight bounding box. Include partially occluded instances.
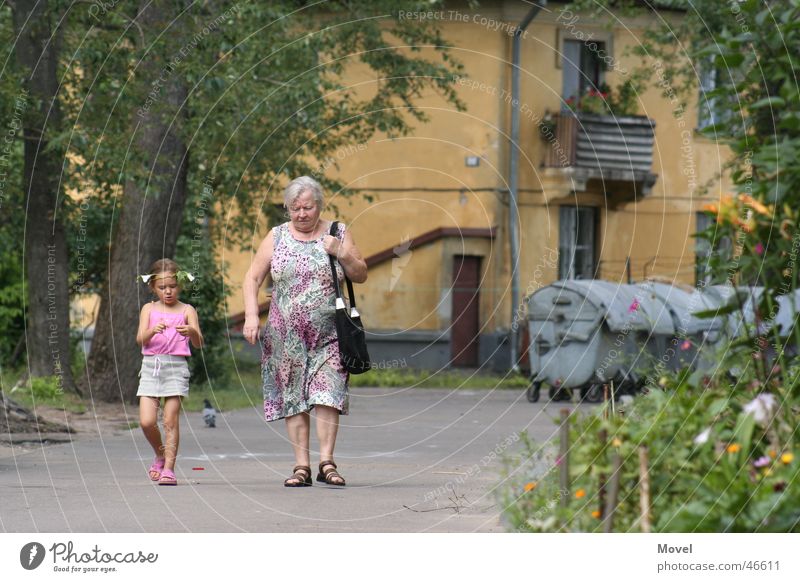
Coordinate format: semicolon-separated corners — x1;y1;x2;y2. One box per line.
502;367;800;532
29;376;64;400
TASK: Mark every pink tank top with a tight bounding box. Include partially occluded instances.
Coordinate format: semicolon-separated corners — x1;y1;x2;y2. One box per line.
142;305;192;356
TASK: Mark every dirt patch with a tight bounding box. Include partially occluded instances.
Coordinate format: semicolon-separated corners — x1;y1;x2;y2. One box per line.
0;396;136;453
33;402;137;437
0;394;71;435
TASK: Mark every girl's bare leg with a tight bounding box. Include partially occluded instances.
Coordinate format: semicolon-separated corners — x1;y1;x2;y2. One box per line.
139;396;164;462
161;396;182;472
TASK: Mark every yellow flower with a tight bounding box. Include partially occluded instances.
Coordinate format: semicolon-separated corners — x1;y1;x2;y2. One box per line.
612;438;623;448
780;453;794;465
762;467;773;477
727;443;741;454
575;488;586;499
591;510;601;519
524;481;537;492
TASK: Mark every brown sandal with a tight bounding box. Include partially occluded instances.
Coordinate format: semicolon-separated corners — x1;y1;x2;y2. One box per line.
284;465;312;487
317;460;346;486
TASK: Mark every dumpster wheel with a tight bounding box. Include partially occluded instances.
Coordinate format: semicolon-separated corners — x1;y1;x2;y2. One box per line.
548;385;572;402
526;381;541;403
580;384;605;403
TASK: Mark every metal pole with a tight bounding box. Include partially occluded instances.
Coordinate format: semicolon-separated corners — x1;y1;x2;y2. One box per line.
508;1;546;373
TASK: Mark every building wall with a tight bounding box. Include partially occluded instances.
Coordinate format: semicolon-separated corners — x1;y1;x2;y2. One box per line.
214;2;735;370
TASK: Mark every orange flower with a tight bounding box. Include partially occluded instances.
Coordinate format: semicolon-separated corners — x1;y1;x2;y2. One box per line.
733;215;756;233
591;510;602;519
727;443;741;454
768;450;777;459
780;452;794;465
575;488;586;499
524;481;538;492
739;194;771;216
779;219;794;240
702;203;718;214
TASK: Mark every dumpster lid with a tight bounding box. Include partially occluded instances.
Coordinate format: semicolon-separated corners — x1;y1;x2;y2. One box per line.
545;280;675;334
638;281;726;335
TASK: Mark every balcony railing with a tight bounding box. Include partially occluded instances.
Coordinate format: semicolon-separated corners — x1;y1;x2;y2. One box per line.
542;112;658;200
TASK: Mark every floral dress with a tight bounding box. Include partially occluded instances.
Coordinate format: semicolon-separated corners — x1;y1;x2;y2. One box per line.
262;221;349;421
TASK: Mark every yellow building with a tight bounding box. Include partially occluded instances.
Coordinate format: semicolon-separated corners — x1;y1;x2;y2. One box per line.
226;1;731;371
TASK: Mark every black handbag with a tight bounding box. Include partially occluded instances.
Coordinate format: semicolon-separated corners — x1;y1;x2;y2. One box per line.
328;221;371;374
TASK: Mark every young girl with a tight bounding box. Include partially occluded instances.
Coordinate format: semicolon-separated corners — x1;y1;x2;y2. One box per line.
136;259;203;486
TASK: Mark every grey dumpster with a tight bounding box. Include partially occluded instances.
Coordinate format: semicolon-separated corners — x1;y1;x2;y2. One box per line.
526;280;800;403
526;280;673;402
636;281;727;373
704;286;800;359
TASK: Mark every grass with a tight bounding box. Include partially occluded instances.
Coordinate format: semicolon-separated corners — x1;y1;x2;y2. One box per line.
348;367;530;389
183;366;263;412
1;363;530;416
1;371;87;414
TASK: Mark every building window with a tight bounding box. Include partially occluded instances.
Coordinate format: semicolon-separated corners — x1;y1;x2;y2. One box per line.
562;39;605;108
695;211;714;285
559;206;597;280
697;61;734;130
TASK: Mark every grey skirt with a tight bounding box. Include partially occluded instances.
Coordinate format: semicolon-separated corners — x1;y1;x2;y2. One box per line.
137;355;190;398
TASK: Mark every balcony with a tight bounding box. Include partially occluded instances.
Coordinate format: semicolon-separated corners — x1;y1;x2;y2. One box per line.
541;112;658;204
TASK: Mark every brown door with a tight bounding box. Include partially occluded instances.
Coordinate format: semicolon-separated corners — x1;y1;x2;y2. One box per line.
450;255;481;367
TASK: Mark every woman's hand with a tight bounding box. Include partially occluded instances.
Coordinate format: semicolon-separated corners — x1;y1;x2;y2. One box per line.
322;234;342;258
243;316;260;345
324;228;367;283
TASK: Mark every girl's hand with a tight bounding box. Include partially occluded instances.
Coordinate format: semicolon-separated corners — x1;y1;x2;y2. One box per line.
322;234;342;258
152;322;167;334
243;316;260;345
175;324;194;338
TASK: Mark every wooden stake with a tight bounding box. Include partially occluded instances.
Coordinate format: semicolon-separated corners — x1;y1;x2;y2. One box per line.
602;453;622;533
597;429;607;522
559;408;570;511
639;445;652;533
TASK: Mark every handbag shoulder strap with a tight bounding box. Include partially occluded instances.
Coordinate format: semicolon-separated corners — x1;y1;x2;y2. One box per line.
327;221;357;308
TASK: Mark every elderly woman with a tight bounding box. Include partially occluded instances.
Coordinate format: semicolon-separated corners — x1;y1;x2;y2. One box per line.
243;176;367;487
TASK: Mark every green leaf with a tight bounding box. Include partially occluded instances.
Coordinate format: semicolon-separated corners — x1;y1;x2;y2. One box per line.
751;96;786;109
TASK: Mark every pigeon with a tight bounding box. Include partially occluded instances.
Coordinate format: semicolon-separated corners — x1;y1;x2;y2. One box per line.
202;399;217;428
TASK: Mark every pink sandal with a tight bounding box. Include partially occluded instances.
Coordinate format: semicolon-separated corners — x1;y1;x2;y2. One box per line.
158;468;177;486
148;458;165;481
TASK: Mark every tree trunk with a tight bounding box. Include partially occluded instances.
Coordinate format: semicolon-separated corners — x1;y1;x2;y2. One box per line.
12;0;78;395
83;1;189;403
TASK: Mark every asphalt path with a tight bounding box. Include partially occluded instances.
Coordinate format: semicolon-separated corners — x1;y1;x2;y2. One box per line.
0;388;594;533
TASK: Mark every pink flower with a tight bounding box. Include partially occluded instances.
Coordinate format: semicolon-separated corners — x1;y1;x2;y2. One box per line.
628;298;640;313
753;456;771;468
754;242;765;255
680;339;692;351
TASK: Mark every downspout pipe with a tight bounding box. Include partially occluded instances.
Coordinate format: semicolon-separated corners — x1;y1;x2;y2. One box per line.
509;1;546;373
